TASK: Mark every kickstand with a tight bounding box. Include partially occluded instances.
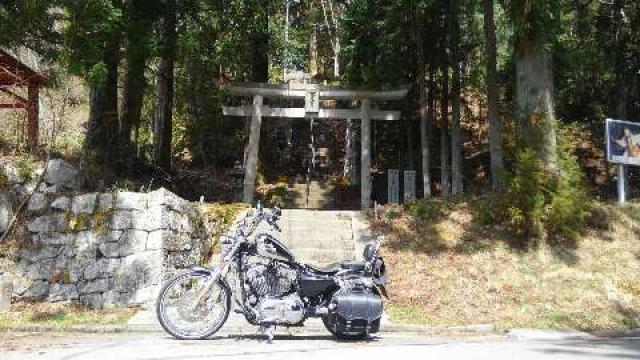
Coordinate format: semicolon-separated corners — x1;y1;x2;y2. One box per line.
259;325;275;343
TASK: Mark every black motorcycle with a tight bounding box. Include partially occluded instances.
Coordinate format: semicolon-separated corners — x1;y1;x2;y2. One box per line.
156;203;387;341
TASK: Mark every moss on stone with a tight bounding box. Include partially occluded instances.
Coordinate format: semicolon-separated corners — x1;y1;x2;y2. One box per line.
92;208;114;235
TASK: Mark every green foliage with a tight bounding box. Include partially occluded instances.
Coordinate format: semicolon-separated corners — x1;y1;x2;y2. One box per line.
62;0;123;80
199;203;247;261
406;200;443;220
14;154;37;183
490;127;593;245
256;182;288;208
0;167;8;188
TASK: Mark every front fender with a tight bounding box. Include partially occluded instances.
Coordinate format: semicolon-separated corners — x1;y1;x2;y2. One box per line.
186;266;232;295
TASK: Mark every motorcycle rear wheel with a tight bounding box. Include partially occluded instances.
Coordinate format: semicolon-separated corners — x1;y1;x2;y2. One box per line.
156;270;231;340
321;316;368;341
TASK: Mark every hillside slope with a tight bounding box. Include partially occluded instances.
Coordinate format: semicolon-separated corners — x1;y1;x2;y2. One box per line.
372;199;640;331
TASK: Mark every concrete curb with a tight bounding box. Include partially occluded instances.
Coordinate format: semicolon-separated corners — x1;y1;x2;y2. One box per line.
591;328;640;338
0;323;128;333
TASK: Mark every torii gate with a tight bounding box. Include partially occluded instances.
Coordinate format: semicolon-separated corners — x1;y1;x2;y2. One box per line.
223;83;409;209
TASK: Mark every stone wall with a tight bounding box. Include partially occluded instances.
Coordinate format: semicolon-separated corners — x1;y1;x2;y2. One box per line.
7;188;207;308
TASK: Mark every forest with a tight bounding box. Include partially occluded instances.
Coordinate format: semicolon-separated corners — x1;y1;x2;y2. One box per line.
1;0;639;242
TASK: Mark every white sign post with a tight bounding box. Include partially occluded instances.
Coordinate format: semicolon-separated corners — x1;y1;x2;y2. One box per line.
403;170;416;203
606;118;640;205
388;169;400;204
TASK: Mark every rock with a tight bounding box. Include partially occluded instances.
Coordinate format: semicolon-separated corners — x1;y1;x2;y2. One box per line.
43;159;82;192
73;231;101;258
119;230;148;256
97;193;114;210
27;259;54;280
68;261;84;283
1;164;25;184
48;283;79;302
131;207;165;231
22;280;49;300
28;214;68;233
148;188;189;213
50;196;71;211
98;242;120;258
27;193;48;213
115;192;148;211
79;278;108;294
79;293;104;309
0;193;12;234
102;291;122;306
163;230;193;251
0;275;12;312
19;246;60;263
146;230;163;250
37;232;74;246
110;211;133;230
84;258;121;280
71;193;97;214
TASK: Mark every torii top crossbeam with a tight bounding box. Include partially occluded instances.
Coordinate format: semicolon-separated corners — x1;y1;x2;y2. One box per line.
226;82;409;101
223;82;410;209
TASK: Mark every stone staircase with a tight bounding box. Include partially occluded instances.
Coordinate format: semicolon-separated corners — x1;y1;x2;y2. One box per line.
284;180;336;209
255;209;371;266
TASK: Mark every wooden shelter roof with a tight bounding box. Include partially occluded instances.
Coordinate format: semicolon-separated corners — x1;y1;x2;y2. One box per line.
0;49;45;87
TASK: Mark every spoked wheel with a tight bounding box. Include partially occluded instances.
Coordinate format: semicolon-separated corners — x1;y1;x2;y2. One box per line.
321;316;368;341
156;270;231;340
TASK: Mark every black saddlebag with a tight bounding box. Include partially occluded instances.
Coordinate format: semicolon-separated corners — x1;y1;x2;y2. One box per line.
327;287;383;334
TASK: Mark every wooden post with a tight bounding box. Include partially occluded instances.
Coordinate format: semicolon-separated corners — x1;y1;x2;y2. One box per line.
618;164;627;206
243;95;263;204
27;84;39;149
361;98;372;209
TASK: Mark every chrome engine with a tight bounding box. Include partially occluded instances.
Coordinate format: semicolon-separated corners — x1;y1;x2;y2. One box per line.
243;259;303;324
256;294;305;324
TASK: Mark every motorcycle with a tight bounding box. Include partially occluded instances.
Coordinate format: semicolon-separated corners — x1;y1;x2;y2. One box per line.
156;202;387;341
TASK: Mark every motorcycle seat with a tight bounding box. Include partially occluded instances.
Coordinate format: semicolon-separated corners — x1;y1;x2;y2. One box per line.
307;260;366;274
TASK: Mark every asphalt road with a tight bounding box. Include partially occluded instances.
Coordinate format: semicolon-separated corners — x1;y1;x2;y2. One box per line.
1;332;639;360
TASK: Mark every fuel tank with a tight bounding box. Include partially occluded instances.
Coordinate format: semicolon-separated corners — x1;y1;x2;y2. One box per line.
255;234;295;262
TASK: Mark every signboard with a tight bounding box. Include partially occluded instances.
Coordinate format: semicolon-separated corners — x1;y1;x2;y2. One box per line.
305;86;320;114
606;118;640;166
403;170;416;203
387;169;400;204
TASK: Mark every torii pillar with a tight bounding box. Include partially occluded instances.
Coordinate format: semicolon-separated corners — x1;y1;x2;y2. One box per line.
360;98;372;209
243;95;263;204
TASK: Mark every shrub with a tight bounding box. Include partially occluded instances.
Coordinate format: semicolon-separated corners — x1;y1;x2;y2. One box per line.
492;126;593;245
406;199;443;220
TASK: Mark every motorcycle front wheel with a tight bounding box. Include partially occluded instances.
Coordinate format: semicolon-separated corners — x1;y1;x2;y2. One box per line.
156;270;231;340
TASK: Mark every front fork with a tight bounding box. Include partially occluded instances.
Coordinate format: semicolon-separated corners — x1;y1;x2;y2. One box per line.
192;240;242;310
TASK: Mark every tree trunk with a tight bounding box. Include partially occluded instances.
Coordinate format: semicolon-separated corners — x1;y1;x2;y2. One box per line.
252;2;269;82
309;25;318;78
334;36;340;78
152;0;176;171
450;0;463;195
483;0;504;191
441;65;451;197
121;0;152;162
85;36;119;160
416;9;431;198
612;0;628;119
440;1;451;197
515;38;557;170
